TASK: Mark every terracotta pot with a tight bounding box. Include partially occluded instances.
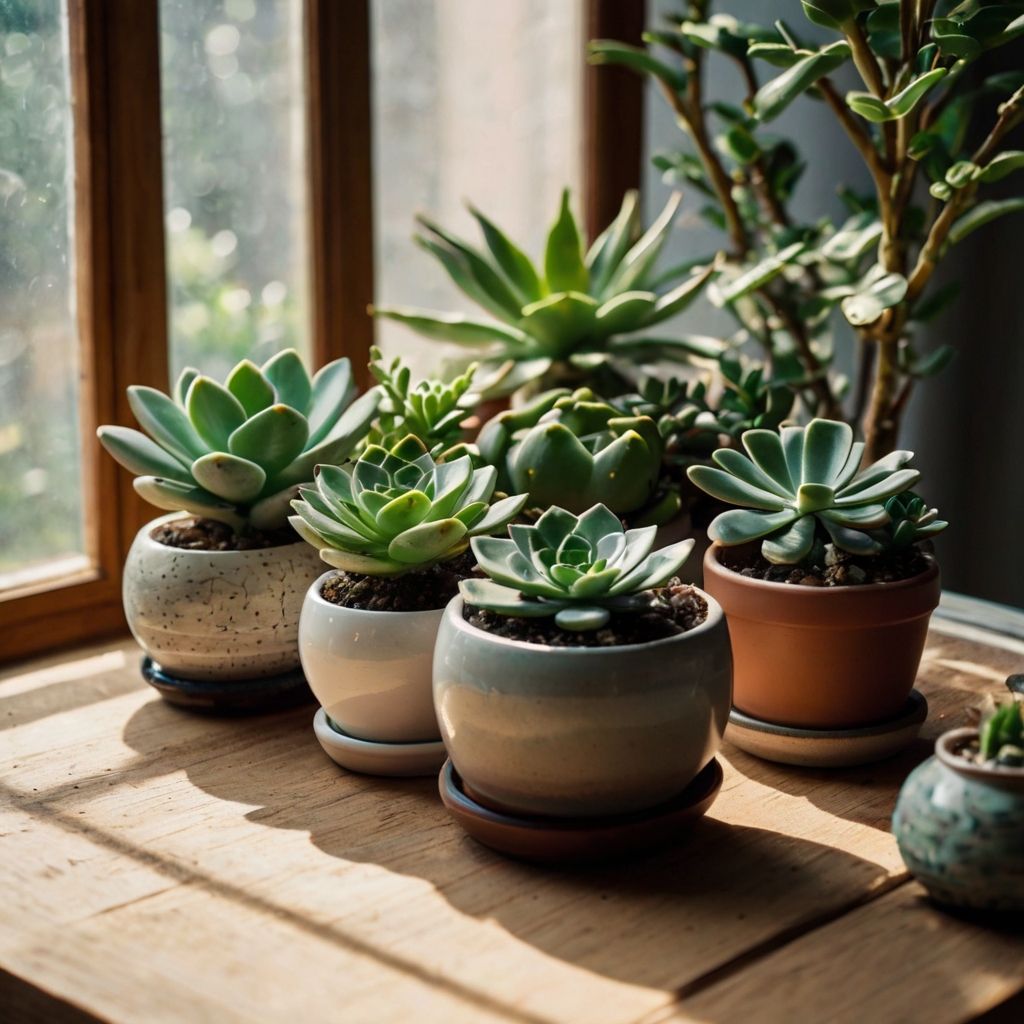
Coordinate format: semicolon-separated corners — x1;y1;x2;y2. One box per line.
702;543;940;729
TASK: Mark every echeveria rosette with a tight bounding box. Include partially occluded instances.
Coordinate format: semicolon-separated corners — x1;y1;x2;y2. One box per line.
884;491;948;549
97;350;379;533
365;346;477;456
477;387;663;517
289;435;529;577
462;504;695;631
686;418;936;564
372;188;720;399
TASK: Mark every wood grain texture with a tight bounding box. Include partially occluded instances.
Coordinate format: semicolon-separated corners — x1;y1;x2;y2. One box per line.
1;0;167;665
583;0;646;243
1;627;1022;1023
305;0;375;389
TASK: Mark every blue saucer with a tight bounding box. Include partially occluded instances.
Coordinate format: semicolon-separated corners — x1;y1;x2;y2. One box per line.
140;656;315;716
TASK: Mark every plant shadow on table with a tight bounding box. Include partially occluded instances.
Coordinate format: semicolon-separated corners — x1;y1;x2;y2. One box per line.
121;697;898;992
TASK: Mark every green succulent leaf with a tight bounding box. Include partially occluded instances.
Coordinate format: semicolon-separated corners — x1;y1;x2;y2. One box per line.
604;191;682;297
715;243;805;304
841;270;908;326
752;41;851;123
128;385;209;463
371;306;529;348
586;189;641;297
460;578;569;617
173;367;200;408
976;150;1024;183
594;291;657;334
687;465;789;511
262;349;312;414
306;358;356;448
228;403;310;477
762;515;816;564
544;189;589;294
948;198;1024;245
96;425;192;483
187;377;248;450
555;606;611;631
191;452;266;503
468;205;542;304
225;360;276;418
586;40;688;93
708;508;800;545
133;476;245;533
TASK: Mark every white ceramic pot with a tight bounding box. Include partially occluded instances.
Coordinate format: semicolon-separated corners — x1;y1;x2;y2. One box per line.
298;571;443;743
123;514;323;681
433;593;733;818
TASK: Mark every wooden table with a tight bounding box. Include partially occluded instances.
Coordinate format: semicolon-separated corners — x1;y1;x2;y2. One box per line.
3;593;1024;1024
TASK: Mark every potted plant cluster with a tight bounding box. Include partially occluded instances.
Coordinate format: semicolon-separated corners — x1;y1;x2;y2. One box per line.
289;434;527;775
97;350;377;709
893;693;1024;915
688;418;946;764
432;504;731;828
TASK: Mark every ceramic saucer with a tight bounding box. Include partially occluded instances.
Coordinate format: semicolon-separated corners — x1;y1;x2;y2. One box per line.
141;656;314;716
313;708;448;777
439;758;723;864
725;689;928;768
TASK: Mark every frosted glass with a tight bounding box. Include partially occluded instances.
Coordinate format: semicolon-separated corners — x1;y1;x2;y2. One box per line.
159;0;310;386
371;0;584;376
0;0;86;589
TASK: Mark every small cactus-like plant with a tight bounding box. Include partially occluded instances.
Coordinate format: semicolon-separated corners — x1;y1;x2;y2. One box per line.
687;418;947;564
373;188;719;398
462;503;694;631
977;698;1024;767
365;347;476;456
476;387;664;517
98;351;378;533
289;435;528;577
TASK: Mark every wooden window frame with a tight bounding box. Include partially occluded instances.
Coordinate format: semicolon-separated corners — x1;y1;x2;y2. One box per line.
1;0;638;667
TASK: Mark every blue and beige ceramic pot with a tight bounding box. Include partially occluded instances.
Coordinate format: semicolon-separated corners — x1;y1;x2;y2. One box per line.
892;727;1024;912
432;592;732;818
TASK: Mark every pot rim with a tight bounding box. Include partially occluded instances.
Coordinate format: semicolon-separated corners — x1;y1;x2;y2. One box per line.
442;588;724;656
137;512;312;558
304;569;449;622
936;726;1024;791
706;541;939;597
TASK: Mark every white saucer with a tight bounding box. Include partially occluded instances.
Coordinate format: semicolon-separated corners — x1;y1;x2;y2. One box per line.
313;708;448;777
725;690;928;768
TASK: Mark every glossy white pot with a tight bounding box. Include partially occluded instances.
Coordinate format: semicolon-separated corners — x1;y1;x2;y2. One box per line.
123;513;323;681
298;571;443;743
433;593;733;817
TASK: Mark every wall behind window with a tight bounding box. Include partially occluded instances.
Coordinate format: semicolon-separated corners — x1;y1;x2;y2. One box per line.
371;0;584;378
642;0;1024;609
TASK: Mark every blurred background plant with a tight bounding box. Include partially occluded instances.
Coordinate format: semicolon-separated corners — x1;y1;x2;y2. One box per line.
590;0;1024;462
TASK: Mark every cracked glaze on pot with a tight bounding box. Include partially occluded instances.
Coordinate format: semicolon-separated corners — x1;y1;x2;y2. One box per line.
299;571;443;743
123;514;322;681
433;593;732;817
892;727;1024;912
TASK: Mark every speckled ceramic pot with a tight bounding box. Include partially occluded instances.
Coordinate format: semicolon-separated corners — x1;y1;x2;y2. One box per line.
892;728;1024;913
433;593;732;818
123;514;323;681
299;571;443;743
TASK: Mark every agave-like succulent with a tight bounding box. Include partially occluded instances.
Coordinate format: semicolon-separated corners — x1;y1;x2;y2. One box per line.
364;347;476;456
476;387;663;517
462;504;695;631
289;435;528;577
372;188;720;398
98;351;379;533
885;492;948;549
687;418;947;564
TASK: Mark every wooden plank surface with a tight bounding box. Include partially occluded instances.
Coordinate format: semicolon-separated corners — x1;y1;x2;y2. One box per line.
1;621;1022;1024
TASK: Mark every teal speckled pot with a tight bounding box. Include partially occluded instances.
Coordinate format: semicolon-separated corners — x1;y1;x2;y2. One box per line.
892;727;1024;912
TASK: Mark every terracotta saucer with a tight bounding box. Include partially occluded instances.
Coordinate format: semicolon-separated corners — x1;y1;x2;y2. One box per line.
439;758;723;864
313;708;448;777
141;656;314;716
726;689;928;768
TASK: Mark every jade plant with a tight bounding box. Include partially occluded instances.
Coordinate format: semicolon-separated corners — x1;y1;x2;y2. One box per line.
289;435;528;577
372;188;720;398
364;347;476;457
687;417;947;563
462;504;696;631
977;698;1024;767
98;351;378;533
591;2;1024;460
475;387;664;518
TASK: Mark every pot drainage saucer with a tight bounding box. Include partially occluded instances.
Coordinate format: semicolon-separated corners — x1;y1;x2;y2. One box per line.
141;656;314;716
313;708;447;777
726;689;928;768
439;758;722;864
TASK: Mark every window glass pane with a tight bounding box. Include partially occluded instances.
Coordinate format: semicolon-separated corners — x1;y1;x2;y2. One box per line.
159;0;310;385
0;0;86;590
371;0;584;376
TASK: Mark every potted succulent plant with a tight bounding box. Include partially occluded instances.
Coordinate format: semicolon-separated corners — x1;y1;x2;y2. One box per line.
372;188;719;400
97;350;377;691
893;694;1024;915
432;504;731;818
688;418;946;731
289;435;527;772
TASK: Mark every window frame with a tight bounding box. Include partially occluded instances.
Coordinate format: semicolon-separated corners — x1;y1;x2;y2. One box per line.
1;0;643;666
